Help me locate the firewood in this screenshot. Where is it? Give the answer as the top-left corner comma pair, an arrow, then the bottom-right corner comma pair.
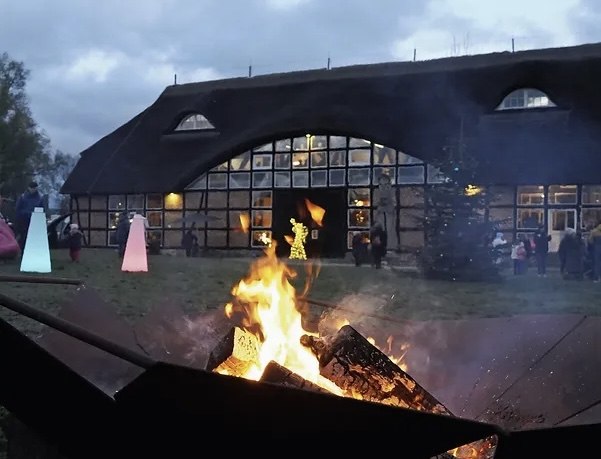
205,327 -> 260,375
302,325 -> 451,415
260,361 -> 331,394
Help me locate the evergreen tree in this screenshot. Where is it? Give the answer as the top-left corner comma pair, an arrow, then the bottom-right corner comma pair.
418,127 -> 499,281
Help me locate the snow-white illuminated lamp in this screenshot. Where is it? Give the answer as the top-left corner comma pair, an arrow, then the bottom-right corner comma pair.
495,88 -> 557,110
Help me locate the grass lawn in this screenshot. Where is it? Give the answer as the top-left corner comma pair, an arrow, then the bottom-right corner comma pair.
1,248 -> 601,337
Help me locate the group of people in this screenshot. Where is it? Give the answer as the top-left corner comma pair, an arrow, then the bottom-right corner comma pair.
492,222 -> 601,281
351,221 -> 388,269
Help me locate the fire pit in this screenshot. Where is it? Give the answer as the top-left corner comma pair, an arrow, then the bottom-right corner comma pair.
0,246 -> 600,458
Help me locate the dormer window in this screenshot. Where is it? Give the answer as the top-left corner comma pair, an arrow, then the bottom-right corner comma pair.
175,113 -> 215,131
496,88 -> 557,111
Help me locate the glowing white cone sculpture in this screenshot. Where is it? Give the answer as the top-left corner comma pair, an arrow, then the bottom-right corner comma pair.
20,207 -> 51,273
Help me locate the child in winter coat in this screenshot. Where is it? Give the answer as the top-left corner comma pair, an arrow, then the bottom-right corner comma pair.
67,223 -> 83,262
511,241 -> 527,275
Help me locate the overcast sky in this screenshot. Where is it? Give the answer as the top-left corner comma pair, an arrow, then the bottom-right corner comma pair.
1,0 -> 599,156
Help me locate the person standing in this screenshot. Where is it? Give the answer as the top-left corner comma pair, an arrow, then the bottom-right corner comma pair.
533,225 -> 551,276
67,223 -> 83,262
115,212 -> 130,258
15,181 -> 44,248
589,221 -> 601,283
181,228 -> 198,257
370,222 -> 387,269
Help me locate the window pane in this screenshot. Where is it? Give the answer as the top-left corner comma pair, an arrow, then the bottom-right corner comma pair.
548,185 -> 577,204
397,166 -> 424,184
252,230 -> 272,247
310,135 -> 327,150
207,210 -> 226,228
253,154 -> 272,170
187,174 -> 206,190
274,171 -> 291,188
517,185 -> 544,205
398,151 -> 423,165
347,231 -> 370,249
108,195 -> 125,210
293,136 -> 309,150
349,149 -> 370,166
274,153 -> 290,169
147,211 -> 162,228
373,146 -> 395,165
275,139 -> 291,151
349,138 -> 370,148
292,152 -> 308,168
164,211 -> 183,228
230,152 -> 251,170
229,191 -> 250,208
517,208 -> 544,229
329,150 -> 346,167
348,168 -> 370,185
329,169 -> 345,186
252,210 -> 272,228
211,162 -> 228,172
229,172 -> 251,189
582,185 -> 601,205
399,187 -> 424,207
146,193 -> 162,209
208,173 -> 228,189
348,188 -> 370,207
252,191 -> 272,208
373,167 -> 395,185
310,170 -> 327,187
310,151 -> 327,168
253,142 -> 273,152
108,212 -> 120,230
582,208 -> 601,229
348,209 -> 370,228
127,194 -> 144,210
207,191 -> 227,208
252,172 -> 272,188
329,136 -> 347,149
164,193 -> 183,210
292,171 -> 309,188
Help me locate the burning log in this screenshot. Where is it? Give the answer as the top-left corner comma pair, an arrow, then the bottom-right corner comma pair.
260,361 -> 331,394
205,327 -> 260,374
302,325 -> 451,415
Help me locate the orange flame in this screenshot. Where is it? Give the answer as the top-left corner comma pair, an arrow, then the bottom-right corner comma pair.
304,198 -> 325,227
284,235 -> 294,246
239,213 -> 250,233
221,242 -> 340,393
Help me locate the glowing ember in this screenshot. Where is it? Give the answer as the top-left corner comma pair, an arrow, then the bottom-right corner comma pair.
221,242 -> 340,393
367,335 -> 409,372
304,198 -> 325,226
239,213 -> 250,233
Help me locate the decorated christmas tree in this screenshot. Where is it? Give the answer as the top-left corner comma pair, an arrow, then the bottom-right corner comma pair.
418,128 -> 499,281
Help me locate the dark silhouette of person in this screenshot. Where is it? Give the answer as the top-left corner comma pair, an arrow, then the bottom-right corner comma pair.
558,228 -> 584,280
351,232 -> 368,267
370,222 -> 387,269
115,212 -> 130,258
15,181 -> 44,248
181,228 -> 198,257
533,225 -> 551,276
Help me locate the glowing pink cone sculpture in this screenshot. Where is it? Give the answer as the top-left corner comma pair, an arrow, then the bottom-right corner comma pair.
121,214 -> 148,272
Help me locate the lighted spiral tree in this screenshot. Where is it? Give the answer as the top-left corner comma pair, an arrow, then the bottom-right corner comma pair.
289,218 -> 308,260
418,128 -> 499,281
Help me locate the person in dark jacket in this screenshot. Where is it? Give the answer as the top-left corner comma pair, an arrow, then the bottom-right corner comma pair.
15,181 -> 44,248
181,228 -> 198,257
370,222 -> 387,269
533,226 -> 551,276
115,212 -> 130,258
351,232 -> 368,267
67,223 -> 83,262
558,228 -> 585,280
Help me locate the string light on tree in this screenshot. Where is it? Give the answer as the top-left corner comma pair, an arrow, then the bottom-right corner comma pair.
289,218 -> 308,260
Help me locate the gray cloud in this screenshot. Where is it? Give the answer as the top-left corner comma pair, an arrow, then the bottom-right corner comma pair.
0,0 -> 594,155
